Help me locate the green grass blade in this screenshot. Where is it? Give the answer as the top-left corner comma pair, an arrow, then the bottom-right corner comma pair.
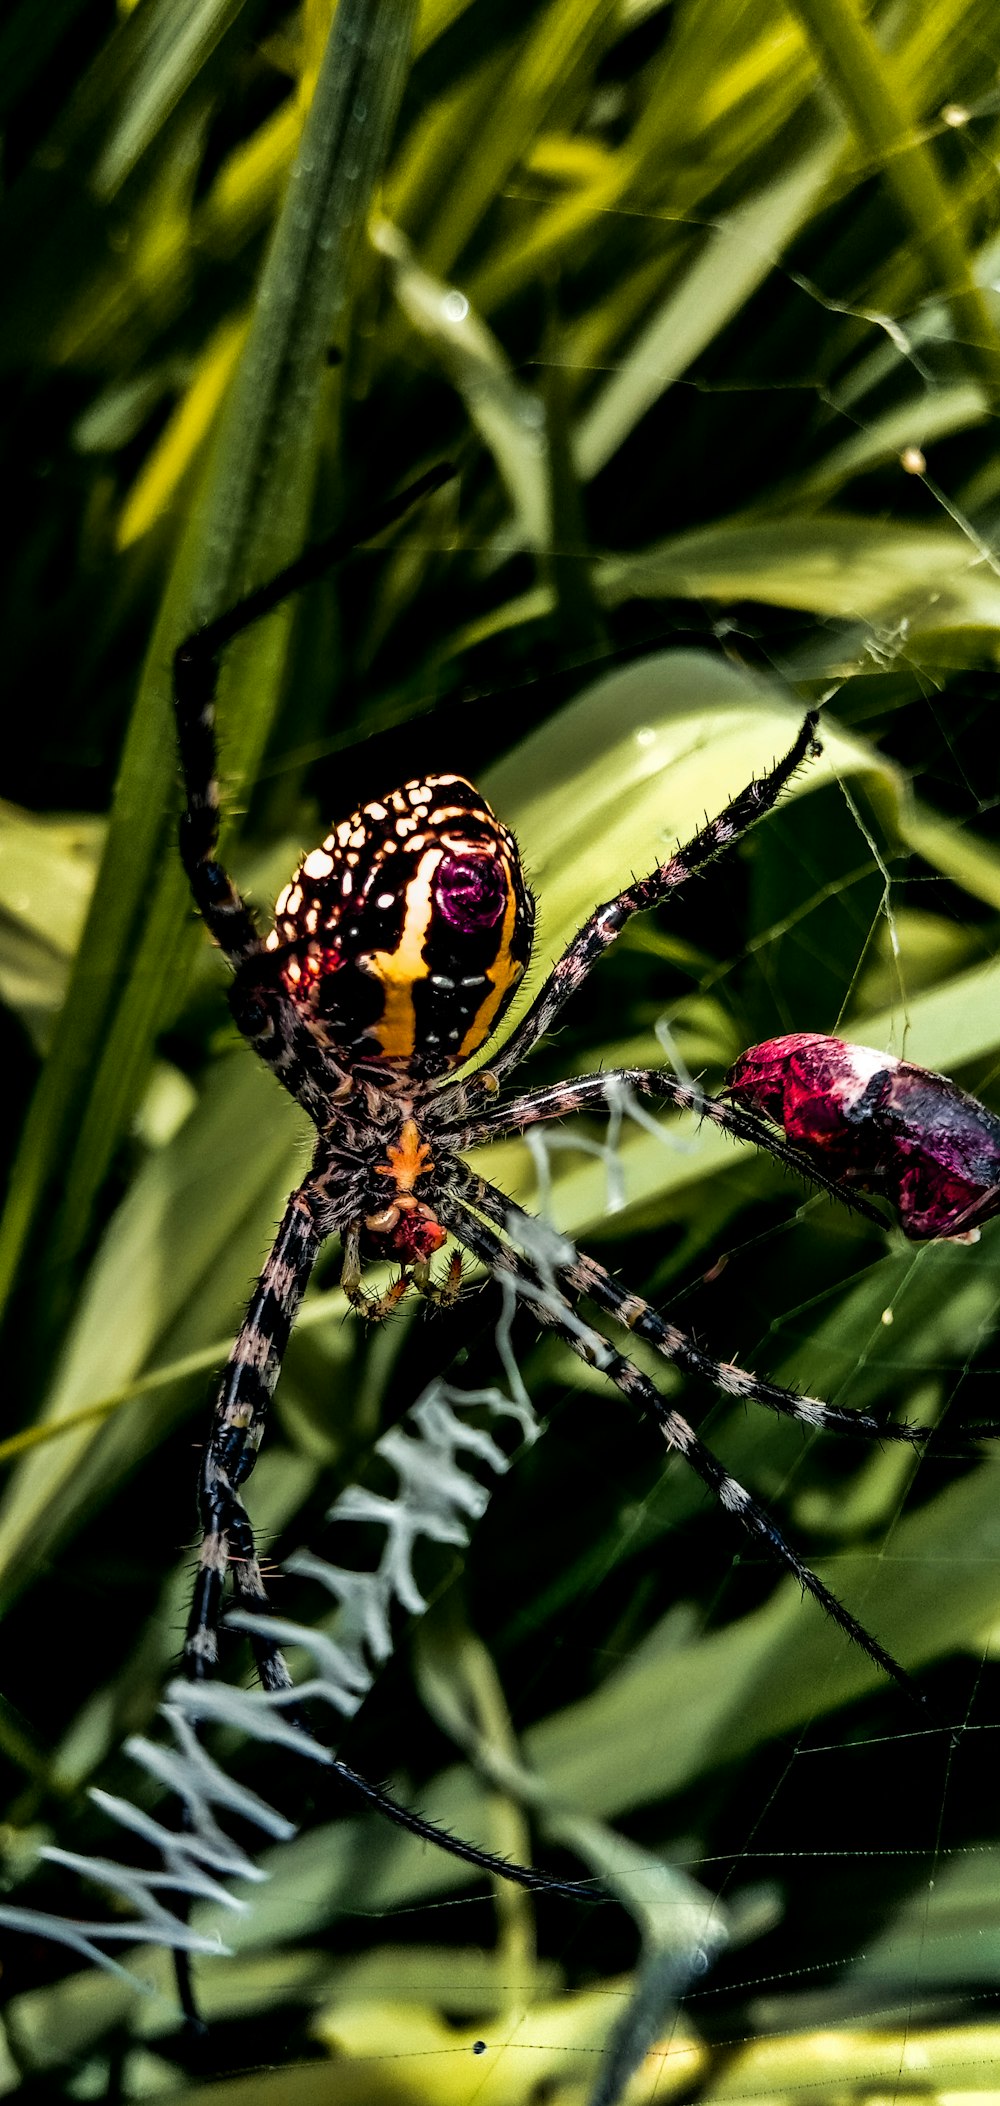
0,0 -> 417,1325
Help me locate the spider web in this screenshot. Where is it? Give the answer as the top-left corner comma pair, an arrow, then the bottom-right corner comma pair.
485,395 -> 1000,2106
2,700 -> 997,2101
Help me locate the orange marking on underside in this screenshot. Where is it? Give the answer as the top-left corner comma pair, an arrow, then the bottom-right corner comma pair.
376,1118 -> 434,1195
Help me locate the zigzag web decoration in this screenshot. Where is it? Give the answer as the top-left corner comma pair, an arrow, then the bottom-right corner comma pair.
522,1026 -> 704,1220
0,1370 -> 539,1985
0,1090 -> 709,1993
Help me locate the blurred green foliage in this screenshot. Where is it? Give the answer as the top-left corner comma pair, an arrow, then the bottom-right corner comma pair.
2,0 -> 1000,2096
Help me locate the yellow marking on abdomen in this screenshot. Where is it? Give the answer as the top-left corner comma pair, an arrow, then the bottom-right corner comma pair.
363,849 -> 441,1058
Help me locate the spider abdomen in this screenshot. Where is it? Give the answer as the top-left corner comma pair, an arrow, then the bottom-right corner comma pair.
263,775 -> 534,1075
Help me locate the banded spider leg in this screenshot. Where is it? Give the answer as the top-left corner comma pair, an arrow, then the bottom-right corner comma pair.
434,1164 -> 928,1707
447,1065 -> 895,1225
478,712 -> 821,1091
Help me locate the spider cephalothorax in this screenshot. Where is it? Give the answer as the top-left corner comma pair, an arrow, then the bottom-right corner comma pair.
171,472 -> 996,1978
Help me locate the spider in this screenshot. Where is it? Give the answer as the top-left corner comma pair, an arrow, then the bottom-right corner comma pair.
171,466 -> 995,1912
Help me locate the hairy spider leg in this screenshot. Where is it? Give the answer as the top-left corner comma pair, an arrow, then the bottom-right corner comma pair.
449,1160 -> 927,1448
484,712 -> 819,1086
443,1067 -> 888,1227
439,1185 -> 927,1709
174,1189 -> 320,2032
184,1189 -> 323,1680
572,1246 -> 925,1444
183,1157 -> 369,1690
